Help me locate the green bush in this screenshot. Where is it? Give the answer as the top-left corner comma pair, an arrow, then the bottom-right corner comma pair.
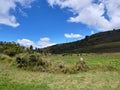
16,53 -> 51,71
15,53 -> 90,74
16,55 -> 29,68
29,54 -> 37,66
4,49 -> 16,57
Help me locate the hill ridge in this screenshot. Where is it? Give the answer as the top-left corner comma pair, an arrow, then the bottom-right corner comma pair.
43,29 -> 120,53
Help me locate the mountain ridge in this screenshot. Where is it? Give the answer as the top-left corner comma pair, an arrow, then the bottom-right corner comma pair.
43,29 -> 120,54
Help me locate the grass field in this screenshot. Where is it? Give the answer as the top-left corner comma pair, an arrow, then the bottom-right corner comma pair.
0,53 -> 120,90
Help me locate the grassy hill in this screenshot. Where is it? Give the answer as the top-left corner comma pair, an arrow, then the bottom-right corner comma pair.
43,29 -> 120,54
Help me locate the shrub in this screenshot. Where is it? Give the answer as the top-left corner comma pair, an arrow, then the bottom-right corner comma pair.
16,53 -> 51,71
16,55 -> 29,68
75,61 -> 89,72
15,53 -> 90,74
29,54 -> 37,66
4,49 -> 16,57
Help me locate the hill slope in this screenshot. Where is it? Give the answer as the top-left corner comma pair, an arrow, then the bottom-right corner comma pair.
43,29 -> 120,53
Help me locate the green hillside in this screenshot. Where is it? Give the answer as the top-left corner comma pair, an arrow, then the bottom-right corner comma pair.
0,42 -> 25,56
43,29 -> 120,54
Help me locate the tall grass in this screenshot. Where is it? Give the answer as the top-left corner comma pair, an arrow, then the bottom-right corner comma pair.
0,54 -> 12,63
48,53 -> 120,71
0,53 -> 120,90
15,53 -> 89,74
0,62 -> 120,90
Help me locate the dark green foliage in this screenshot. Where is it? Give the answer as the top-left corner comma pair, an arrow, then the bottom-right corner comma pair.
26,45 -> 35,54
16,53 -> 51,71
16,54 -> 29,68
4,49 -> 17,57
0,42 -> 25,56
16,53 -> 89,74
29,54 -> 37,66
42,29 -> 120,54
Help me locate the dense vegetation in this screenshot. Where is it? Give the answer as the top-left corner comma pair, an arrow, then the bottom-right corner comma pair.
0,42 -> 89,74
0,42 -> 25,56
15,53 -> 89,74
43,29 -> 120,54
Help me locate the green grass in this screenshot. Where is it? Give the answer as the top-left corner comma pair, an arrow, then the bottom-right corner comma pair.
0,53 -> 120,90
0,78 -> 51,90
49,53 -> 120,69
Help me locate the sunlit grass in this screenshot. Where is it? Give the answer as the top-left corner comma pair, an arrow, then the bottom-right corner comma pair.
0,53 -> 120,90
49,53 -> 120,69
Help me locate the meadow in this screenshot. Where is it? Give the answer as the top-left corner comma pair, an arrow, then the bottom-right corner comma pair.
0,53 -> 120,90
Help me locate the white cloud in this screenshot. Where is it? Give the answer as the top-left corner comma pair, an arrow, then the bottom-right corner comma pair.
40,37 -> 50,41
16,0 -> 35,8
38,37 -> 56,48
64,33 -> 82,38
17,39 -> 36,48
47,0 -> 120,30
0,0 -> 35,27
17,37 -> 56,49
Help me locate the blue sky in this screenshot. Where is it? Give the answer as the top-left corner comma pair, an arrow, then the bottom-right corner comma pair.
0,0 -> 120,48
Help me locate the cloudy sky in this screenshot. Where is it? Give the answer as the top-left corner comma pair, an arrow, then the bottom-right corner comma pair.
0,0 -> 120,48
